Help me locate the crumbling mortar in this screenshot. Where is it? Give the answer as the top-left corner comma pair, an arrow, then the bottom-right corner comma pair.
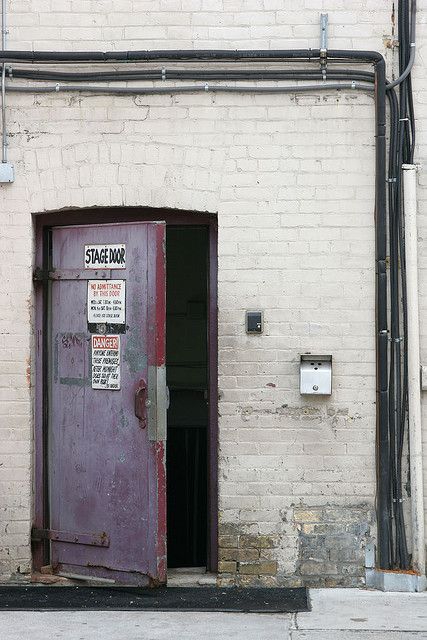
293,503 -> 374,585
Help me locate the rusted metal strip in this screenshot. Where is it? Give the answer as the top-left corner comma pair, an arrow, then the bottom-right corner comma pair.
31,528 -> 110,547
33,268 -> 111,282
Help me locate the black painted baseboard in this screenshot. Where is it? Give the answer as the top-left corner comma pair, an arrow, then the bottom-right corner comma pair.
0,586 -> 309,612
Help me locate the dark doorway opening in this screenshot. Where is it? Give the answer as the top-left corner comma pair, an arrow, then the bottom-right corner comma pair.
166,226 -> 208,569
34,209 -> 218,577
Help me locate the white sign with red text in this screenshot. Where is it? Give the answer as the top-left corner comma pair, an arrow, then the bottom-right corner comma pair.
91,335 -> 121,390
87,280 -> 126,324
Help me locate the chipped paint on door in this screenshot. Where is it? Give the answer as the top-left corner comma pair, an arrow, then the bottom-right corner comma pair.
48,222 -> 166,585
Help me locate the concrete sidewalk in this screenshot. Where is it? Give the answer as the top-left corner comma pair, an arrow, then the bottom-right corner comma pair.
0,589 -> 426,639
295,589 -> 427,638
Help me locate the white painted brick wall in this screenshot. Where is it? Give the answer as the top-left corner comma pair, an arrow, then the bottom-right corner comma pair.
0,0 -> 426,582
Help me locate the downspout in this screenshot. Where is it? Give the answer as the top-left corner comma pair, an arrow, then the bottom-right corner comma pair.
403,163 -> 426,581
374,56 -> 391,570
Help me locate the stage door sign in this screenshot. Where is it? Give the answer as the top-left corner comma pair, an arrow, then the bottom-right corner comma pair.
84,244 -> 126,269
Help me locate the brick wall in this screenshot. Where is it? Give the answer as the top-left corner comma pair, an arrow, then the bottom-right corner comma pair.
0,1 -> 426,585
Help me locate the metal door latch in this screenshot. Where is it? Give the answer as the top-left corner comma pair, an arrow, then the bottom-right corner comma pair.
134,379 -> 147,428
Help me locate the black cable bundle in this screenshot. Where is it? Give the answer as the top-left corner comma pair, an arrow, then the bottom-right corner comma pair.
386,0 -> 416,569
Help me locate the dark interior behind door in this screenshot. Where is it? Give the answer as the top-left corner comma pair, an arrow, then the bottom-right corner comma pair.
166,227 -> 208,568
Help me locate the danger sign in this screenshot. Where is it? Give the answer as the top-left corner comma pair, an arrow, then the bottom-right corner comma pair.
87,280 -> 126,324
91,334 -> 120,390
92,335 -> 119,350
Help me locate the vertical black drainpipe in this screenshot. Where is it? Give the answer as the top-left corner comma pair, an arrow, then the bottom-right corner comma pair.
374,57 -> 391,569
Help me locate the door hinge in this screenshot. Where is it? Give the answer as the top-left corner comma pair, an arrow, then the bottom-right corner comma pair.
33,268 -> 50,282
31,527 -> 110,548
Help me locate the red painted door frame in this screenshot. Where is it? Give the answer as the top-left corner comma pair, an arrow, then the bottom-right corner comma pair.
33,208 -> 218,575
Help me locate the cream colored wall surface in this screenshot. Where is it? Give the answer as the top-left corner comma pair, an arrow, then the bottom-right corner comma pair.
0,0 -> 425,585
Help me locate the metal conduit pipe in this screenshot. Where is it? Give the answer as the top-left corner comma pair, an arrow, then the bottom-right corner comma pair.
7,68 -> 376,83
0,43 -> 391,569
1,0 -> 7,163
389,0 -> 410,568
7,82 -> 374,95
387,0 -> 416,90
372,56 -> 390,570
0,48 -> 382,64
382,0 -> 418,572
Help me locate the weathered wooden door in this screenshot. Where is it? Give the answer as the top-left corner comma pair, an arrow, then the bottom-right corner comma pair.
45,222 -> 166,585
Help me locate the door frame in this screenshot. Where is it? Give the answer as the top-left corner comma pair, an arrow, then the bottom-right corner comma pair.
33,207 -> 219,574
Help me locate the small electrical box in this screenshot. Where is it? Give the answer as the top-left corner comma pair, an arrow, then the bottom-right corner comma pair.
300,355 -> 332,395
0,162 -> 14,183
246,311 -> 263,334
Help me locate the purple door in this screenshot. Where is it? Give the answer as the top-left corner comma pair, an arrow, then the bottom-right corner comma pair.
48,222 -> 166,585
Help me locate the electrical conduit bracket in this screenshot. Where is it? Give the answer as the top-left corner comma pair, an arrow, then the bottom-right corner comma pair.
0,0 -> 14,183
320,13 -> 328,81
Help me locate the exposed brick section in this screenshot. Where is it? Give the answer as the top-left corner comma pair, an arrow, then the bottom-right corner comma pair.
294,505 -> 375,587
217,523 -> 280,586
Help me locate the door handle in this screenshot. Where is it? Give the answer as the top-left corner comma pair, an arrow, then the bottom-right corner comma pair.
135,379 -> 147,428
